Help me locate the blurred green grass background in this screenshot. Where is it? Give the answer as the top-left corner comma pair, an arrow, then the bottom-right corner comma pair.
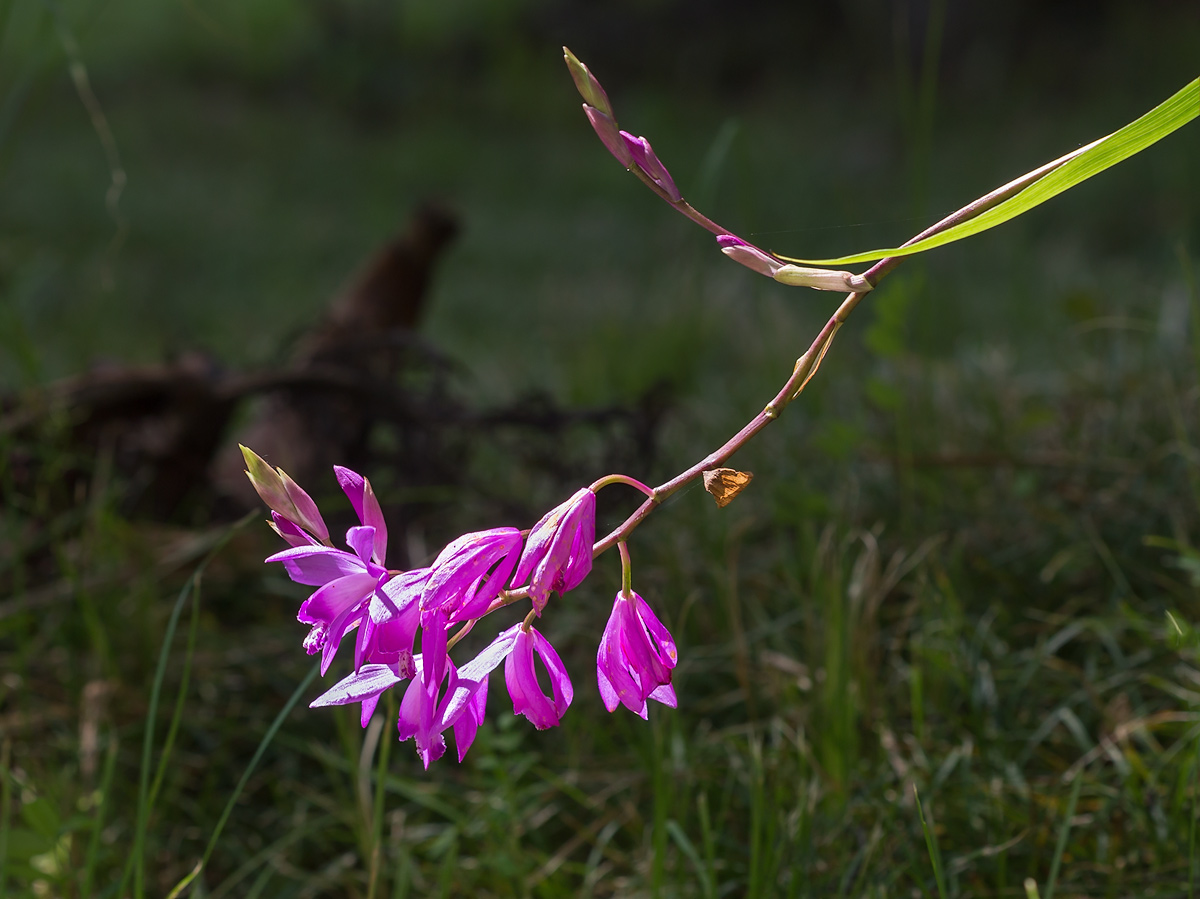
2,0 -> 1200,895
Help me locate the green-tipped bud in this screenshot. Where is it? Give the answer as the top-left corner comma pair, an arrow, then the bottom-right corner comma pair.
241,445 -> 297,518
773,264 -> 874,293
564,47 -> 613,117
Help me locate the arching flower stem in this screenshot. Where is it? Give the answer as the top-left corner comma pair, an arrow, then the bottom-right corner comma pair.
589,474 -> 656,498
618,541 -> 633,599
589,141 -> 1061,558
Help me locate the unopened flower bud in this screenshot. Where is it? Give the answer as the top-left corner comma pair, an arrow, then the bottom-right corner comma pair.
280,469 -> 330,542
621,132 -> 681,202
717,235 -> 784,278
241,445 -> 330,542
241,444 -> 296,518
563,47 -> 615,117
773,264 -> 874,293
584,105 -> 634,167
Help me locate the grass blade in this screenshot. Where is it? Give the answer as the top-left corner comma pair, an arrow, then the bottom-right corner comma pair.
121,515 -> 253,899
0,740 -> 11,897
914,785 -> 948,899
1189,733 -> 1198,899
125,571 -> 198,899
80,732 -> 119,897
167,660 -> 320,898
780,77 -> 1199,266
367,693 -> 396,899
666,819 -> 716,899
147,574 -> 202,813
1044,774 -> 1082,899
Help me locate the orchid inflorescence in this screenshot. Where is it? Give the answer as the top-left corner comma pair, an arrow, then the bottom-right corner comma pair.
243,445 -> 676,768
242,49 -> 1197,768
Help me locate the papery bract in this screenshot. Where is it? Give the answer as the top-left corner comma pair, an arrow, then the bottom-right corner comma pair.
511,488 -> 595,614
596,590 -> 678,719
505,626 -> 573,729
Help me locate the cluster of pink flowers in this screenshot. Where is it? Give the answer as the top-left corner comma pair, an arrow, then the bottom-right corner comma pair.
242,447 -> 678,768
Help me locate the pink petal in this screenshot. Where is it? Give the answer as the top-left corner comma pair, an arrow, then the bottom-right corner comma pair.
512,489 -> 595,610
505,630 -> 558,729
270,511 -> 320,547
335,466 -> 388,564
596,664 -> 621,714
381,567 -> 430,609
310,663 -> 403,708
334,465 -> 367,522
280,470 -> 329,542
424,529 -> 521,621
267,545 -> 366,586
533,629 -> 574,719
346,526 -> 376,564
452,678 -> 489,762
297,573 -> 377,625
360,692 -> 381,727
558,508 -> 595,593
648,682 -> 677,708
354,610 -> 375,671
452,702 -> 481,762
618,597 -> 671,690
600,599 -> 648,714
635,595 -> 678,669
419,612 -> 449,693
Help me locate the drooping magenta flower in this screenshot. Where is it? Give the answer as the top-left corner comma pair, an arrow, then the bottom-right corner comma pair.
397,658 -> 477,768
401,626 -> 520,767
596,590 -> 678,719
264,465 -> 396,675
505,625 -> 574,730
311,624 -> 519,766
511,488 -> 595,614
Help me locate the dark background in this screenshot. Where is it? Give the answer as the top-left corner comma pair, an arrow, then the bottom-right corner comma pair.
2,1 -> 1199,896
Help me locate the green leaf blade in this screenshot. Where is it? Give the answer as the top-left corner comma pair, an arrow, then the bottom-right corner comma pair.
780,76 -> 1199,267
